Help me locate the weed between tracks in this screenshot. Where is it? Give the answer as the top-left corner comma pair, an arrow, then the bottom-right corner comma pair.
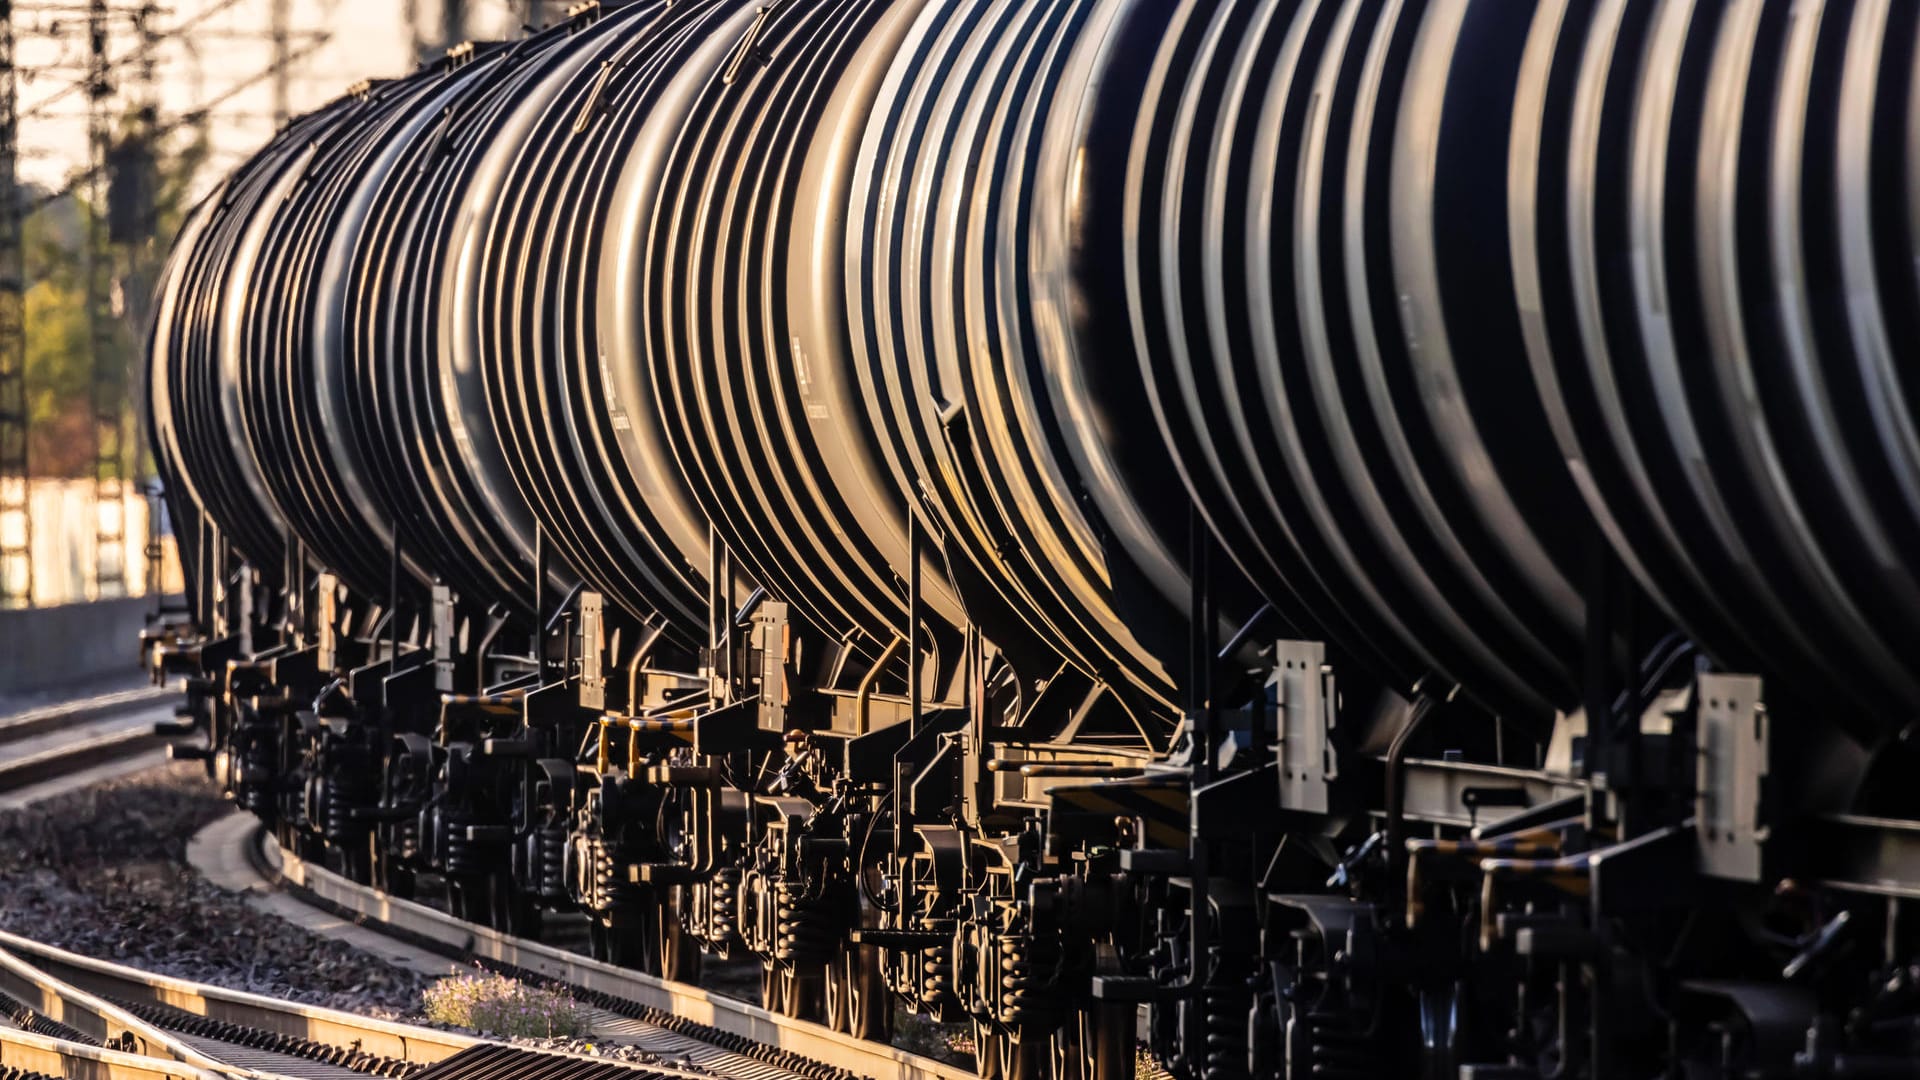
423,970 -> 589,1038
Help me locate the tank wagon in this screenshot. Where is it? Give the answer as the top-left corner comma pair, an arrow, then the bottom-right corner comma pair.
143,1 -> 1920,1076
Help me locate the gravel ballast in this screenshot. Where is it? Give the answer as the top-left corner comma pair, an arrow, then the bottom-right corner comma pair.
0,759 -> 430,1012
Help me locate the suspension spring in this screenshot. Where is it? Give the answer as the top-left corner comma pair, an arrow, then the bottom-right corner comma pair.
534,826 -> 567,900
1296,1009 -> 1382,1080
278,783 -> 306,836
773,883 -> 834,965
590,838 -> 651,918
1202,955 -> 1252,1080
389,815 -> 421,860
304,776 -> 331,842
997,933 -> 1041,1026
234,728 -> 277,814
590,839 -> 616,909
921,942 -> 954,1007
317,768 -> 376,844
707,869 -> 740,942
440,812 -> 490,876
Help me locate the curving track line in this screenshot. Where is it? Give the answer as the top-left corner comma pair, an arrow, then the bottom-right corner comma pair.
0,1025 -> 215,1080
199,814 -> 970,1080
0,926 -> 709,1080
0,686 -> 182,800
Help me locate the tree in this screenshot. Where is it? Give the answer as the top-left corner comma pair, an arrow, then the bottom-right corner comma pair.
20,113 -> 208,479
23,274 -> 93,477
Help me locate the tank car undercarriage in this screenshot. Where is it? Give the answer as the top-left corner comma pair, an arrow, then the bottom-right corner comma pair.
141,537 -> 1920,1080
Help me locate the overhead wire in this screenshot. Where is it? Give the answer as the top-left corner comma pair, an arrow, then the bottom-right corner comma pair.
21,29 -> 334,215
14,0 -> 254,123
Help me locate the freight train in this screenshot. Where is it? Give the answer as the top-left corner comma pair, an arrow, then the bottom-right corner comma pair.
140,0 -> 1920,1076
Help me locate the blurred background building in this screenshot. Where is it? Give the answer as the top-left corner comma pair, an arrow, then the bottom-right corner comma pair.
1,0 -> 548,608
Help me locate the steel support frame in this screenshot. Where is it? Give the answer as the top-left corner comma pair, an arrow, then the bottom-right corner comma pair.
86,0 -> 126,598
0,0 -> 29,608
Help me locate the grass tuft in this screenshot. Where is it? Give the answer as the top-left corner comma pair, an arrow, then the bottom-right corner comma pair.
421,971 -> 589,1038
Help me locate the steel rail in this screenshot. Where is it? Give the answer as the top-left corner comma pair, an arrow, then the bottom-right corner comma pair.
0,680 -> 183,791
0,926 -> 715,1080
0,725 -> 173,793
0,1024 -> 222,1080
0,686 -> 176,745
0,686 -> 182,794
0,928 -> 471,1078
0,938 -> 252,1079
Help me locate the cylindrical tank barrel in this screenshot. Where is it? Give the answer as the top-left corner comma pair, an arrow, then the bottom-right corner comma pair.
149,0 -> 1920,743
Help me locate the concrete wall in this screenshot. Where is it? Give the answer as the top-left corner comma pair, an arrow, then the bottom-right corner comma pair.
0,597 -> 173,694
8,479 -> 184,607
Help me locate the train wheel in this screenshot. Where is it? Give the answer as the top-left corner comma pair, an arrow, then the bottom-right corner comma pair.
340,833 -> 374,885
823,968 -> 847,1033
655,894 -> 701,984
370,830 -> 415,899
1004,1032 -> 1044,1079
489,873 -> 543,939
824,940 -> 891,1040
596,903 -> 669,977
449,877 -> 490,925
969,1018 -> 1002,1080
1049,1005 -> 1134,1080
589,919 -> 651,969
760,961 -> 822,1021
972,1021 -> 1044,1078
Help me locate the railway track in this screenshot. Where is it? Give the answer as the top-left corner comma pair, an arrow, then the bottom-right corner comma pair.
0,727 -> 720,1080
198,814 -> 969,1080
0,686 -> 181,798
0,927 -> 708,1080
0,1023 -> 213,1080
